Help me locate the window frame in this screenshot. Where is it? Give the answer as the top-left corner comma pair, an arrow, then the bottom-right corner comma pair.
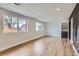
36,21 -> 43,32
3,15 -> 28,33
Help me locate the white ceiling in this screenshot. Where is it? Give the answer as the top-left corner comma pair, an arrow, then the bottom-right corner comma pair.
0,3 -> 76,22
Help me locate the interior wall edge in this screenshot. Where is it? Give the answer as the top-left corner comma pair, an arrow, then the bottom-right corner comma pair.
0,35 -> 46,52
70,41 -> 79,56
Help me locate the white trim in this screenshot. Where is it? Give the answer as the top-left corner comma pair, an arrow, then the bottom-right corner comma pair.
69,18 -> 79,56
70,17 -> 73,43
70,41 -> 79,56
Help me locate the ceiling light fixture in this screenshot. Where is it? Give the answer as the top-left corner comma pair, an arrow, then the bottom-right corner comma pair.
56,8 -> 61,11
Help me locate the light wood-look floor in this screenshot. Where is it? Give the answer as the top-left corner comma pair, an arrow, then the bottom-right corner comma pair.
0,37 -> 74,56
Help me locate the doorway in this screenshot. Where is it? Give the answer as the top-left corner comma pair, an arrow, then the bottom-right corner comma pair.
61,22 -> 69,38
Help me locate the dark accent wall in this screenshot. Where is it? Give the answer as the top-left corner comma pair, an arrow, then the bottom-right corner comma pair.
69,3 -> 79,53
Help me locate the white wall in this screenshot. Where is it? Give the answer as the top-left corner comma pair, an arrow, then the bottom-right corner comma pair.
47,21 -> 61,38
0,9 -> 46,51
70,18 -> 73,43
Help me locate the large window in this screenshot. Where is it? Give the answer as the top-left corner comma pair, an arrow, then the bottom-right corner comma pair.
36,22 -> 43,32
3,15 -> 27,33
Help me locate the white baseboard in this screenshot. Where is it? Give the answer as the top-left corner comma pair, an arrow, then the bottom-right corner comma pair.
70,41 -> 79,56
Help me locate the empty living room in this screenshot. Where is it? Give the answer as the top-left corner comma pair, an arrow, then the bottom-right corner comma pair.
0,1 -> 79,58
